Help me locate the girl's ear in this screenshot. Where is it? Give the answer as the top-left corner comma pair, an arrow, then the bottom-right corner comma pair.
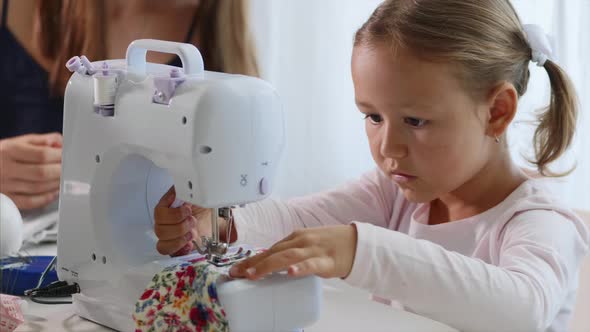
485,82 -> 518,139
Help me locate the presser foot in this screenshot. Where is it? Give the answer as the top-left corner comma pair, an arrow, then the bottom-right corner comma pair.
192,235 -> 229,255
191,206 -> 247,267
204,246 -> 253,267
209,247 -> 253,267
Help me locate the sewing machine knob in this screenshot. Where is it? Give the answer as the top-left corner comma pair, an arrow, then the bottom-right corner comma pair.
258,177 -> 269,195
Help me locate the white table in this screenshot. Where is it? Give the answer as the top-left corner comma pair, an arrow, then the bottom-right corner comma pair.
16,244 -> 457,332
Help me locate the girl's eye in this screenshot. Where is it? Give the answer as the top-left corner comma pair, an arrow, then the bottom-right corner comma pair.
364,114 -> 383,124
404,117 -> 428,128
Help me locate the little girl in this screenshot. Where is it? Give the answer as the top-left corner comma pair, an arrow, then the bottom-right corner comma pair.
154,0 -> 589,331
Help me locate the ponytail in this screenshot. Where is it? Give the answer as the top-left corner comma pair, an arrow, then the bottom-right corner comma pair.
532,60 -> 578,176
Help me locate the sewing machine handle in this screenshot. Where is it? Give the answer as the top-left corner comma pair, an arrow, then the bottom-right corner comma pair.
126,39 -> 205,76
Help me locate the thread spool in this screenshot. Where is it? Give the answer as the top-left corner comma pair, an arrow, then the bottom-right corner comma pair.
93,72 -> 118,116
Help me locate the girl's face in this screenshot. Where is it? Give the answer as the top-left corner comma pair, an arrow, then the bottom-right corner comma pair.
352,44 -> 494,203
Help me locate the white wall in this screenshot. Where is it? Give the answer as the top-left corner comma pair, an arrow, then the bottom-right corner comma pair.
510,0 -> 590,209
250,0 -> 382,199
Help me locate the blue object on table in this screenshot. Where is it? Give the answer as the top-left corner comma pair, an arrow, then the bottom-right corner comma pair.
0,256 -> 58,295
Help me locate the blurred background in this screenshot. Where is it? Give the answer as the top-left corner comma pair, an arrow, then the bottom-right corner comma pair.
249,0 -> 590,210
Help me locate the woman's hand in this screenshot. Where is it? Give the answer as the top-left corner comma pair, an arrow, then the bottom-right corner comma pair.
229,225 -> 358,280
0,133 -> 62,210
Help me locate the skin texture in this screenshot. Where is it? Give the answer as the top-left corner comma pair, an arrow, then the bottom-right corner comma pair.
0,133 -> 62,210
350,45 -> 527,224
154,186 -> 213,256
157,42 -> 528,281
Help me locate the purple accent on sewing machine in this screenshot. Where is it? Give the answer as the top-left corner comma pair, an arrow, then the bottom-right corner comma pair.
80,56 -> 96,75
101,62 -> 110,76
152,68 -> 186,105
259,177 -> 269,195
170,68 -> 182,78
96,106 -> 115,117
66,56 -> 83,73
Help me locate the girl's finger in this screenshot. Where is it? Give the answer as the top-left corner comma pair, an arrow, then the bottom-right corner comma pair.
232,247 -> 312,279
288,257 -> 332,278
172,242 -> 194,257
189,204 -> 210,217
156,186 -> 176,208
229,229 -> 313,277
154,204 -> 192,225
156,231 -> 194,255
230,236 -> 302,274
154,216 -> 196,240
172,228 -> 200,256
273,230 -> 299,244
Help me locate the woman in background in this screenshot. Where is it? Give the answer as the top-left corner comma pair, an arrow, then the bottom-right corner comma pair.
0,0 -> 258,210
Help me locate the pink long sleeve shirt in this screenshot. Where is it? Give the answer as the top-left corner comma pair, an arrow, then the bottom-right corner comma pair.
232,168 -> 589,332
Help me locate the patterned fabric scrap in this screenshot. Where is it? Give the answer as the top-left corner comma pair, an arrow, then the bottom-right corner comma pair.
133,256 -> 229,332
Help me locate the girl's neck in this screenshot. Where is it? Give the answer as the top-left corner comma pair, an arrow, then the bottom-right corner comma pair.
429,152 -> 529,225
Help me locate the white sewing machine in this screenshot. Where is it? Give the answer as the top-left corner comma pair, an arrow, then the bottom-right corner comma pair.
57,39 -> 321,331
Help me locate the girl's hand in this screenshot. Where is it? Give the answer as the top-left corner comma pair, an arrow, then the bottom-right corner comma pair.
0,133 -> 63,210
153,186 -> 236,256
229,225 -> 358,280
154,186 -> 214,256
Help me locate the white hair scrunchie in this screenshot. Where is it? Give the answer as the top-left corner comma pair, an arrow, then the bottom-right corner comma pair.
523,24 -> 554,67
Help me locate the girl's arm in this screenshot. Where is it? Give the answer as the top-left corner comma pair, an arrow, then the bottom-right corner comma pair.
232,168 -> 400,247
345,210 -> 589,332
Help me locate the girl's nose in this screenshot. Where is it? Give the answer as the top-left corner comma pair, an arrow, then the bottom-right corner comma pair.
380,126 -> 408,159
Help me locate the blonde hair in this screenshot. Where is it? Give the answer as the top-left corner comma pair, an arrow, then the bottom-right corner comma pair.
354,0 -> 578,176
36,0 -> 259,94
193,0 -> 259,77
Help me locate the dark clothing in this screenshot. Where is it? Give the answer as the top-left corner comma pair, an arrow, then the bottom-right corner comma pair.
0,0 -> 196,139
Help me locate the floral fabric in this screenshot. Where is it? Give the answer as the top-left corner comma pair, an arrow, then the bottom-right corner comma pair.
133,255 -> 229,332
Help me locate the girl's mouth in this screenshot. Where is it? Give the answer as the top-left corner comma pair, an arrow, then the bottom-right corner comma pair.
390,171 -> 417,183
